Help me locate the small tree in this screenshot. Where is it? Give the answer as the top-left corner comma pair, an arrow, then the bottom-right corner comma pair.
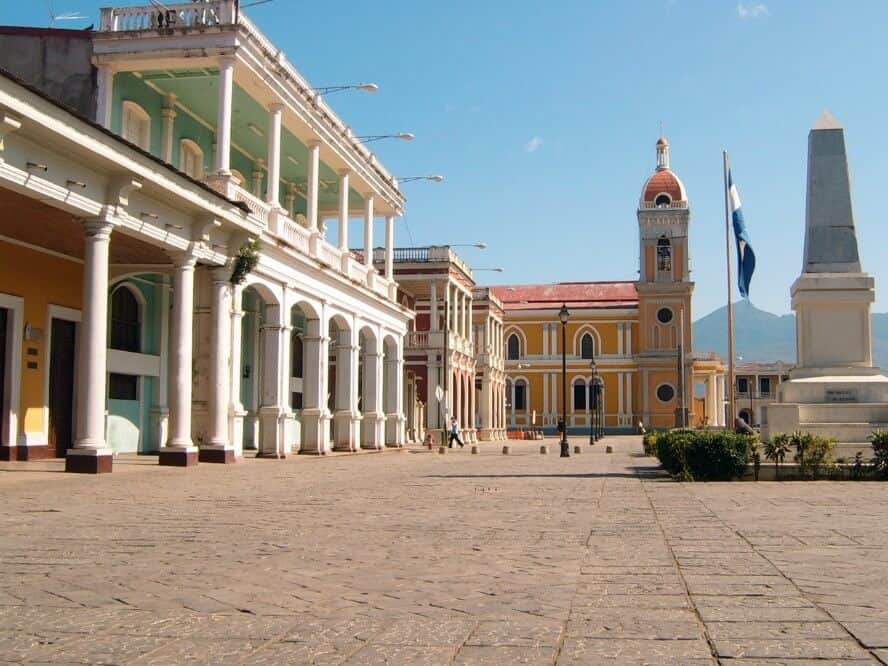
764,434 -> 791,480
751,441 -> 762,481
870,429 -> 888,479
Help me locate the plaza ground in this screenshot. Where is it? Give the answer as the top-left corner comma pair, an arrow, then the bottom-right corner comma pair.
1,436 -> 887,664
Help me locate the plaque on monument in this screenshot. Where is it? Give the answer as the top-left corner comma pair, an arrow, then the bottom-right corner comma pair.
825,388 -> 857,403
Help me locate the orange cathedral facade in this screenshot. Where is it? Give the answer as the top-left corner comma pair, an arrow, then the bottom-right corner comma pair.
491,137 -> 727,432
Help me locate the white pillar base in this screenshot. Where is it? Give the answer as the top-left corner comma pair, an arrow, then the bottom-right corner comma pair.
65,447 -> 113,474
258,406 -> 285,458
300,408 -> 331,455
361,412 -> 386,450
333,410 -> 361,451
159,445 -> 199,467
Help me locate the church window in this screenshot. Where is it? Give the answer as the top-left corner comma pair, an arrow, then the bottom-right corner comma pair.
573,381 -> 587,410
656,383 -> 675,403
507,334 -> 520,360
514,379 -> 527,410
656,307 -> 673,324
122,101 -> 151,151
110,286 -> 140,353
657,237 -> 672,274
580,333 -> 594,359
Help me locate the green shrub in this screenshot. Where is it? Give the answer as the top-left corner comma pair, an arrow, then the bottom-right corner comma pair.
791,431 -> 835,480
764,433 -> 792,480
683,431 -> 755,481
654,430 -> 753,481
656,429 -> 696,477
870,429 -> 888,479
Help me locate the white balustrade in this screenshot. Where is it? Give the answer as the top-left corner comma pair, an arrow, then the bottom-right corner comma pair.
100,1 -> 235,31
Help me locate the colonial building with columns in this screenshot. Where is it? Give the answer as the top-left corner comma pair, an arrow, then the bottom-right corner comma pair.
0,3 -> 413,472
388,246 -> 506,444
491,137 -> 726,432
472,287 -> 507,440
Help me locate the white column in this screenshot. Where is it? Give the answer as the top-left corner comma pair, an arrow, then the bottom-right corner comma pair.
229,284 -> 245,455
469,372 -> 476,437
429,281 -> 438,332
300,316 -> 330,454
361,343 -> 385,450
251,159 -> 264,198
543,323 -> 549,356
150,275 -> 170,452
66,220 -> 114,473
266,104 -> 283,207
215,57 -> 235,174
285,183 -> 297,218
626,371 -> 633,425
363,195 -> 375,267
258,304 -> 283,458
384,215 -> 395,281
617,322 -> 624,356
385,342 -> 405,447
306,140 -> 321,233
333,328 -> 360,451
160,93 -> 177,164
338,170 -> 350,251
626,322 -> 632,355
162,253 -> 199,466
617,372 -> 624,425
96,65 -> 114,129
201,267 -> 235,462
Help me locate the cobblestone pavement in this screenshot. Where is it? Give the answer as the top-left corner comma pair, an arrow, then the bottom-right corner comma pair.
1,436 -> 888,664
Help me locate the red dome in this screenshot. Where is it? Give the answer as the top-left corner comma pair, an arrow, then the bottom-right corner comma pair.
641,169 -> 685,204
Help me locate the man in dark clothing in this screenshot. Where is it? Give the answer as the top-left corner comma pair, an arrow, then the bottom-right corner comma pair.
448,417 -> 464,448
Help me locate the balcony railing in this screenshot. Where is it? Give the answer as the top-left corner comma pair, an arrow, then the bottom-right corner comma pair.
388,246 -> 473,277
639,200 -> 689,210
405,330 -> 473,356
735,391 -> 776,400
100,1 -> 236,31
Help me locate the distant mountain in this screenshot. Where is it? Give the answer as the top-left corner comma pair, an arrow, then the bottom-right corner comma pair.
692,300 -> 888,369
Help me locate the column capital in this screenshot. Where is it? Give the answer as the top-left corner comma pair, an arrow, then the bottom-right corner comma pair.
306,138 -> 322,149
268,102 -> 285,113
217,55 -> 237,69
81,218 -> 116,239
168,250 -> 199,269
338,168 -> 351,178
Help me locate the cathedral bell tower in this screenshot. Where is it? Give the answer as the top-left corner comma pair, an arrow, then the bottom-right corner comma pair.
636,136 -> 695,427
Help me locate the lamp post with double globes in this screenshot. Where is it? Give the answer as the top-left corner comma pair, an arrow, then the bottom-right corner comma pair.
558,303 -> 570,458
594,375 -> 604,441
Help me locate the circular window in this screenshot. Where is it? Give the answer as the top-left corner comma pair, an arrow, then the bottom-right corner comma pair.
656,307 -> 673,324
656,384 -> 675,403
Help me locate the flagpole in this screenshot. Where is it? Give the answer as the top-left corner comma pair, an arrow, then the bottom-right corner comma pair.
723,150 -> 735,430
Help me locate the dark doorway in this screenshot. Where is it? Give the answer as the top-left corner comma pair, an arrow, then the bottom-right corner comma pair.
48,319 -> 76,458
0,308 -> 7,443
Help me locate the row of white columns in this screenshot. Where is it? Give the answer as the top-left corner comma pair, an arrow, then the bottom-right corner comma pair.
66,216 -> 405,473
428,281 -> 473,340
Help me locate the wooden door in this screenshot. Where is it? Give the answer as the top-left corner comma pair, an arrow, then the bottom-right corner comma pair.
0,308 -> 6,442
48,319 -> 76,458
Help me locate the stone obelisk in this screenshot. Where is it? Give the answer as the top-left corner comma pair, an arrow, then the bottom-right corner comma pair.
763,112 -> 888,451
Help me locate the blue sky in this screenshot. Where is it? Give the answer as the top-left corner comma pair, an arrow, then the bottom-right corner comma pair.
6,1 -> 888,317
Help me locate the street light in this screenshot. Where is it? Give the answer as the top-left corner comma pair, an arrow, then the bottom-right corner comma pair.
397,175 -> 445,184
312,83 -> 379,95
594,375 -> 604,441
472,267 -> 504,273
356,133 -> 415,143
452,242 -> 487,250
589,360 -> 597,445
558,303 -> 570,458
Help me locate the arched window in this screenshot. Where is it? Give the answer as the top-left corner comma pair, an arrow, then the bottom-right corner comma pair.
573,380 -> 587,411
505,378 -> 513,409
179,139 -> 204,180
121,101 -> 151,151
655,193 -> 671,207
110,287 -> 140,352
507,334 -> 520,360
514,379 -> 527,411
580,333 -> 594,359
657,236 -> 672,274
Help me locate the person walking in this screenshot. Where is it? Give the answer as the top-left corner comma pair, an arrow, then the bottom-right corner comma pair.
448,417 -> 464,448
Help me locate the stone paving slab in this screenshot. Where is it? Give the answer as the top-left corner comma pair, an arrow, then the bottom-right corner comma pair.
1,435 -> 888,664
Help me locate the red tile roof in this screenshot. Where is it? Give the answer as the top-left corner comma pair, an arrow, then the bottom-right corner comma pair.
642,170 -> 684,203
490,282 -> 638,311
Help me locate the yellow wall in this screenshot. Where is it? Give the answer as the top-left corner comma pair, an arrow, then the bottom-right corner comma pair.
0,241 -> 82,439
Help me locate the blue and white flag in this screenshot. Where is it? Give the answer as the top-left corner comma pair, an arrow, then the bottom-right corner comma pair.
728,170 -> 756,298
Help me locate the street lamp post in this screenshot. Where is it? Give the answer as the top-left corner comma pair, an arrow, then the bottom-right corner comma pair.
312,83 -> 379,95
589,361 -> 596,445
595,376 -> 604,441
558,304 -> 570,458
356,133 -> 415,143
397,175 -> 445,184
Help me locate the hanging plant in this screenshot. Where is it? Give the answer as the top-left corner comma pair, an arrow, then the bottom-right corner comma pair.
230,238 -> 260,285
